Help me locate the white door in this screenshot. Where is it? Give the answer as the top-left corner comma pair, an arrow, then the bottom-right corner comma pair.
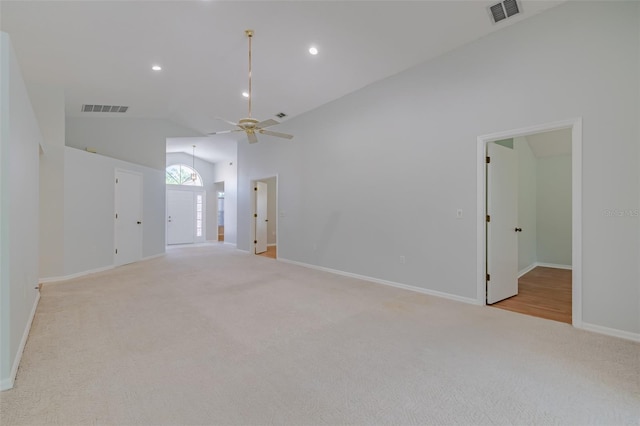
486,143 -> 519,304
167,190 -> 194,245
115,170 -> 143,266
255,182 -> 268,254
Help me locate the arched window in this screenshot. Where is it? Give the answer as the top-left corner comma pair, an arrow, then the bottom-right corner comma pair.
166,164 -> 203,186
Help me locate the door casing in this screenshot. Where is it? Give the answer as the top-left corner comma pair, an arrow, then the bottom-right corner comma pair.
476,118 -> 582,327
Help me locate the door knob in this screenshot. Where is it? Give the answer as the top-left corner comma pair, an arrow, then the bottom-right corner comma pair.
515,227 -> 522,232
137,221 -> 142,224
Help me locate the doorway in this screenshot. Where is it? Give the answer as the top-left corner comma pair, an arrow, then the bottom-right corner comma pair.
251,176 -> 278,259
477,119 -> 582,326
215,182 -> 225,242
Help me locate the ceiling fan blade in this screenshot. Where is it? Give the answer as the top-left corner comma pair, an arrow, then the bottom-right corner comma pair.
247,132 -> 258,144
257,119 -> 279,128
208,129 -> 243,135
214,116 -> 239,127
259,129 -> 294,140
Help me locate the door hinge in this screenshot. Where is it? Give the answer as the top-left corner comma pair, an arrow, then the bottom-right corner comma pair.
486,214 -> 491,222
115,213 -> 118,219
254,213 -> 257,218
116,178 -> 119,183
254,240 -> 257,244
486,273 -> 490,281
115,248 -> 118,254
486,156 -> 491,164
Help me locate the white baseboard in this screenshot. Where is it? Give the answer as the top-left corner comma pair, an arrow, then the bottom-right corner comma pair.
39,265 -> 116,284
518,263 -> 537,278
142,253 -> 165,261
223,242 -> 237,248
1,292 -> 40,391
580,322 -> 640,343
536,262 -> 572,270
518,262 -> 572,278
278,258 -> 479,306
267,243 -> 277,247
40,253 -> 165,284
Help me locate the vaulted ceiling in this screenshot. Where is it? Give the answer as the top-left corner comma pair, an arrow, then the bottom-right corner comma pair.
1,1 -> 564,130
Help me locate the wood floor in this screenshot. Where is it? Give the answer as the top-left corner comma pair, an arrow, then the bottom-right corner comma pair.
257,245 -> 277,259
491,267 -> 572,324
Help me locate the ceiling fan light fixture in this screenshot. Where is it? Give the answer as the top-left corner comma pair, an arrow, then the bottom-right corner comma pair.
208,29 -> 294,143
309,46 -> 318,55
151,65 -> 162,71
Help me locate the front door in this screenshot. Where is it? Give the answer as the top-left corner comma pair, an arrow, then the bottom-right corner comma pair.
486,142 -> 518,304
167,190 -> 194,245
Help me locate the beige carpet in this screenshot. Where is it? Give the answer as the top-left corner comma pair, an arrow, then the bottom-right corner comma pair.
1,244 -> 638,425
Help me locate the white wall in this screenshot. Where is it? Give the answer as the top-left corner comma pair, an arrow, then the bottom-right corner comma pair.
237,2 -> 640,334
166,152 -> 218,241
63,147 -> 164,277
66,117 -> 201,170
0,33 -> 41,390
28,85 -> 66,279
515,137 -> 537,273
537,155 -> 572,266
212,160 -> 238,246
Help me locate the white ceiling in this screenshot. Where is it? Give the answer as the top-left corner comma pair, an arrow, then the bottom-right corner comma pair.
1,0 -> 563,162
166,136 -> 237,164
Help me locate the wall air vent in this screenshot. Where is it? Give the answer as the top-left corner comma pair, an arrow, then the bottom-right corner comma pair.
82,105 -> 129,113
275,112 -> 287,119
489,0 -> 520,24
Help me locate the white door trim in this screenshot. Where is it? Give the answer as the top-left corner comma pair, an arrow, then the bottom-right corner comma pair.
476,118 -> 583,327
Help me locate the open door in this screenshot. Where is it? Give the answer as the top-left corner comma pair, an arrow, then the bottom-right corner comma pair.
254,181 -> 268,254
486,142 -> 519,304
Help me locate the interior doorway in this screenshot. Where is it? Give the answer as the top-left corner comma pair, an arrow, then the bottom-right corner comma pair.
214,182 -> 225,242
477,119 -> 582,327
251,176 -> 278,259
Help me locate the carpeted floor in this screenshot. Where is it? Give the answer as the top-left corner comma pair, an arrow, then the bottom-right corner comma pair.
1,244 -> 638,425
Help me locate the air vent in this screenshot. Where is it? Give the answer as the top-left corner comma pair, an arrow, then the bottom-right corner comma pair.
275,112 -> 287,119
489,0 -> 520,24
82,104 -> 129,113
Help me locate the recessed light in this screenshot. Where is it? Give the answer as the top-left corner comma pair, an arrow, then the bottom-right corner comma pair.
152,65 -> 162,71
242,92 -> 250,98
309,46 -> 318,55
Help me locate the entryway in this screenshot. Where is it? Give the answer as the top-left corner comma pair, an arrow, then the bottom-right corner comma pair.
477,119 -> 582,326
251,176 -> 277,258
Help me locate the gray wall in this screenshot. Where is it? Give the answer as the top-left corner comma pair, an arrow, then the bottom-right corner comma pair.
0,33 -> 41,390
29,85 -> 66,279
63,147 -> 165,276
237,2 -> 640,334
537,155 -> 572,266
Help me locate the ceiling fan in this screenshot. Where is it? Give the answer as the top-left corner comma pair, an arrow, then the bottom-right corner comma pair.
208,30 -> 294,144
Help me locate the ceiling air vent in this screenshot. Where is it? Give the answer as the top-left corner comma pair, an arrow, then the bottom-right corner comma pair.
82,104 -> 129,113
275,112 -> 287,119
489,0 -> 520,24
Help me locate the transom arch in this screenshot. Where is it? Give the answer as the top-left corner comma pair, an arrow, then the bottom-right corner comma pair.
166,164 -> 203,186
